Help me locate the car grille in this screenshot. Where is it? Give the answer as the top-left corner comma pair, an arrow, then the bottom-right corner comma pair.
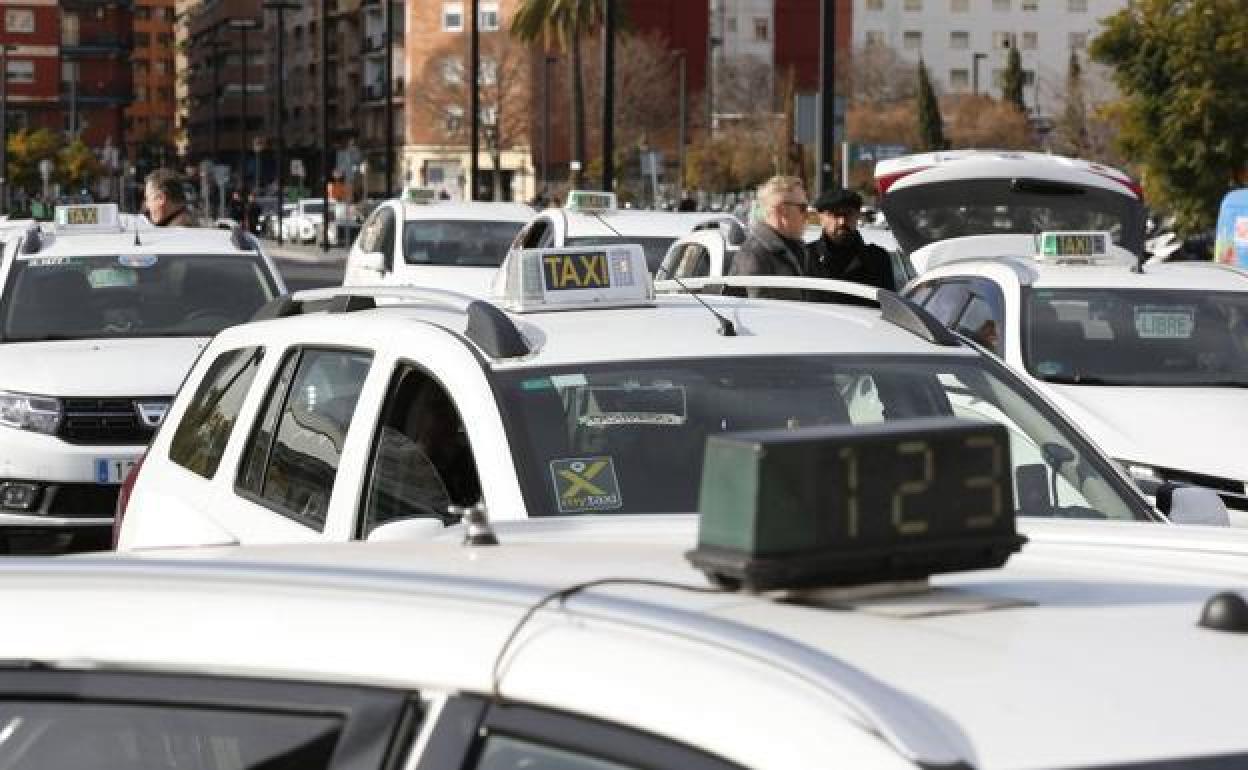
58,397 -> 170,445
45,483 -> 119,518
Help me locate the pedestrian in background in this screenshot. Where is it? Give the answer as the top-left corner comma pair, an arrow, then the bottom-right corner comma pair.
727,175 -> 810,300
807,188 -> 895,291
144,169 -> 197,227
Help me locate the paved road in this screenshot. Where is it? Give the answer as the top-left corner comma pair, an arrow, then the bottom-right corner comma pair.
264,240 -> 347,292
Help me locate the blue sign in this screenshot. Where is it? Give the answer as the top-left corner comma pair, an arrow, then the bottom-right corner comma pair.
1215,188 -> 1248,268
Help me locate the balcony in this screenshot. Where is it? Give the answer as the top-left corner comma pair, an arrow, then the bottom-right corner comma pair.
361,77 -> 403,106
62,38 -> 132,57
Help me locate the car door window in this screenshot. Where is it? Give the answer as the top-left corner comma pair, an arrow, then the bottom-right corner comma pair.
474,735 -> 641,770
237,348 -> 373,531
955,294 -> 1004,354
360,366 -> 481,536
517,219 -> 549,250
925,282 -> 971,325
675,243 -> 711,278
359,208 -> 386,254
169,346 -> 264,479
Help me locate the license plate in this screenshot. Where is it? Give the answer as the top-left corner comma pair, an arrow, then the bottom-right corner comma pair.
94,458 -> 136,484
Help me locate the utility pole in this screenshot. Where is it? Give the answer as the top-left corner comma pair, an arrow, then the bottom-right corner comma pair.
264,0 -> 298,244
0,44 -> 12,215
229,17 -> 260,201
468,0 -> 479,200
601,0 -> 614,193
676,50 -> 686,194
815,0 -> 837,196
542,55 -> 554,197
383,0 -> 394,198
320,0 -> 330,250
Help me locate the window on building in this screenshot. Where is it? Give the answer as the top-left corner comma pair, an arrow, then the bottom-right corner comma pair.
135,85 -> 149,101
992,68 -> 1004,88
865,29 -> 885,46
950,30 -> 969,49
62,12 -> 78,45
441,56 -> 462,84
1022,0 -> 1038,9
993,30 -> 1016,49
724,16 -> 737,33
445,104 -> 463,134
135,6 -> 151,20
993,0 -> 1009,10
904,0 -> 922,10
866,0 -> 884,9
1022,31 -> 1037,49
1023,69 -> 1035,86
6,60 -> 32,84
5,9 -> 33,33
443,2 -> 464,32
1069,31 -> 1088,48
951,0 -> 969,10
135,31 -> 150,47
1068,0 -> 1087,10
480,56 -> 497,86
752,17 -> 768,41
903,30 -> 922,49
479,1 -> 499,31
950,68 -> 969,90
155,59 -> 171,75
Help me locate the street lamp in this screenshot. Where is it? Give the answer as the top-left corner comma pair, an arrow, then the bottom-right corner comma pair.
228,17 -> 260,203
542,55 -> 555,198
971,52 -> 988,96
263,0 -> 299,244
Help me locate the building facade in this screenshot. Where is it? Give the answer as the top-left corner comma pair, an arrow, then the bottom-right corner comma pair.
0,0 -> 61,141
126,0 -> 177,171
851,0 -> 1127,118
61,0 -> 133,152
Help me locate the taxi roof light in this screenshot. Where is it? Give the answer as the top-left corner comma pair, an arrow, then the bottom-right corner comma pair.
53,203 -> 122,233
493,245 -> 653,313
688,418 -> 1026,593
1035,230 -> 1116,265
564,190 -> 618,212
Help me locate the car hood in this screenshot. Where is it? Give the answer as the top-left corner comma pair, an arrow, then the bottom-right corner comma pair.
1041,382 -> 1248,483
0,337 -> 208,397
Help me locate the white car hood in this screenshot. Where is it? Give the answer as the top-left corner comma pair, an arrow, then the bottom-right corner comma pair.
0,337 -> 208,397
912,234 -> 1136,273
1042,382 -> 1248,482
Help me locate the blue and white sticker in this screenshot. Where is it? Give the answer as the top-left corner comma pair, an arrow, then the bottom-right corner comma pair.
118,254 -> 159,268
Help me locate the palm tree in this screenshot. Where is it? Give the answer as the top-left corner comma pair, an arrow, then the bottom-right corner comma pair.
511,0 -> 605,188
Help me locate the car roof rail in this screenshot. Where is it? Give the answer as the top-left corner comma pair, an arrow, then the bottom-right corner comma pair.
20,223 -> 43,254
878,291 -> 961,347
250,286 -> 533,359
654,276 -> 882,305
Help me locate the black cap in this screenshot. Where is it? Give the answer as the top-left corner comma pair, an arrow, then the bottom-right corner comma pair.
812,188 -> 863,212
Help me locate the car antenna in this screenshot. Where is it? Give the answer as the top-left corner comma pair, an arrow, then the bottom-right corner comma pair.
132,214 -> 142,246
588,210 -> 736,336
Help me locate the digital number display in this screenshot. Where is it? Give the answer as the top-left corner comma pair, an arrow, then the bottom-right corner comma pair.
1042,232 -> 1107,258
541,252 -> 612,291
691,418 -> 1024,590
1134,306 -> 1195,339
65,206 -> 100,225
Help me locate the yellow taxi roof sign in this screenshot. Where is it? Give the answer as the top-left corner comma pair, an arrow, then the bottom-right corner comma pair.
1036,231 -> 1114,264
493,245 -> 653,313
54,203 -> 121,232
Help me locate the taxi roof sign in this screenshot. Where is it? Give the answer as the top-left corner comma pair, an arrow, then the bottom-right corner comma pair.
1037,231 -> 1113,264
493,244 -> 653,313
54,203 -> 121,232
565,190 -> 618,212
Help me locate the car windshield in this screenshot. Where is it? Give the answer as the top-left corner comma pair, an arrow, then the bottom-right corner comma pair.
884,178 -> 1145,256
1,254 -> 278,341
565,236 -> 677,272
403,219 -> 525,267
497,355 -> 1149,521
1023,288 -> 1248,387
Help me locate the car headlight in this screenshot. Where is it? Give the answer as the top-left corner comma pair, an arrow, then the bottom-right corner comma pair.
1120,461 -> 1163,495
0,391 -> 62,435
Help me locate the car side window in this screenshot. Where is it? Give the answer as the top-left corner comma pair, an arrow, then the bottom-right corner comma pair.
168,346 -> 264,479
378,207 -> 397,271
907,282 -> 935,306
237,348 -> 373,531
473,735 -> 641,770
359,208 -> 386,254
675,243 -> 711,278
956,294 -> 1004,354
360,365 -> 481,536
517,219 -> 549,250
925,282 -> 971,326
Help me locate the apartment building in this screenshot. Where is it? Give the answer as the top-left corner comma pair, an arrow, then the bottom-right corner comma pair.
0,0 -> 62,138
126,0 -> 178,169
62,0 -> 133,152
852,0 -> 1126,117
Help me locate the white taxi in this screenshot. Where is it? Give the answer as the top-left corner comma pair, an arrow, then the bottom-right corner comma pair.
0,203 -> 284,553
12,424 -> 1248,770
905,230 -> 1248,516
511,190 -> 743,274
876,149 -> 1147,273
116,239 -> 1214,551
342,198 -> 534,294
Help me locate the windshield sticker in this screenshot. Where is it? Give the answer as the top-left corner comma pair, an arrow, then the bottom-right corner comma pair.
26,256 -> 83,267
1035,361 -> 1063,377
550,373 -> 588,388
577,385 -> 687,427
1134,305 -> 1195,339
87,267 -> 137,288
520,377 -> 553,391
550,456 -> 622,513
118,254 -> 158,268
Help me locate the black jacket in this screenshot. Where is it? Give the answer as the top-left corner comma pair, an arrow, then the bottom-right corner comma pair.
726,222 -> 809,300
806,230 -> 895,292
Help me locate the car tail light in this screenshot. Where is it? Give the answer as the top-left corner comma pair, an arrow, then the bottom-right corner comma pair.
112,451 -> 146,549
874,166 -> 930,196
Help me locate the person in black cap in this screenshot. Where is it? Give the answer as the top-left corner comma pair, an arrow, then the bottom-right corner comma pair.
807,188 -> 895,292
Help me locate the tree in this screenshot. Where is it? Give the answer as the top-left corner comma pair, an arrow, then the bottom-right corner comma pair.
916,59 -> 945,151
1002,44 -> 1025,113
945,95 -> 1033,149
7,129 -> 63,198
1052,48 -> 1092,158
849,43 -> 917,105
1091,0 -> 1248,232
412,32 -> 532,200
59,139 -> 104,192
511,0 -> 605,188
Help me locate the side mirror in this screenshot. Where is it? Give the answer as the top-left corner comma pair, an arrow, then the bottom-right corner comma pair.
354,251 -> 386,273
1158,483 -> 1230,527
365,517 -> 449,542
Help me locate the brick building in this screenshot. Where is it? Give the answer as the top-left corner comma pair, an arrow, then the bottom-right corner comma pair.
62,0 -> 133,151
126,0 -> 177,171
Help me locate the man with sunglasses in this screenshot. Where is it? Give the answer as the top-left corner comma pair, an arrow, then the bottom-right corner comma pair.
727,175 -> 811,300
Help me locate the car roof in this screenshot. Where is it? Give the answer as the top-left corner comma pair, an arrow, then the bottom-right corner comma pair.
928,256 -> 1248,292
18,516 -> 1248,770
236,293 -> 976,369
12,225 -> 263,259
876,149 -> 1140,199
543,208 -> 733,239
398,200 -> 535,222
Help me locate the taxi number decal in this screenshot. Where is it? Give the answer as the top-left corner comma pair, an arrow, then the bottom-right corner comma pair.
542,252 -> 610,291
550,456 -> 622,513
65,206 -> 100,225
